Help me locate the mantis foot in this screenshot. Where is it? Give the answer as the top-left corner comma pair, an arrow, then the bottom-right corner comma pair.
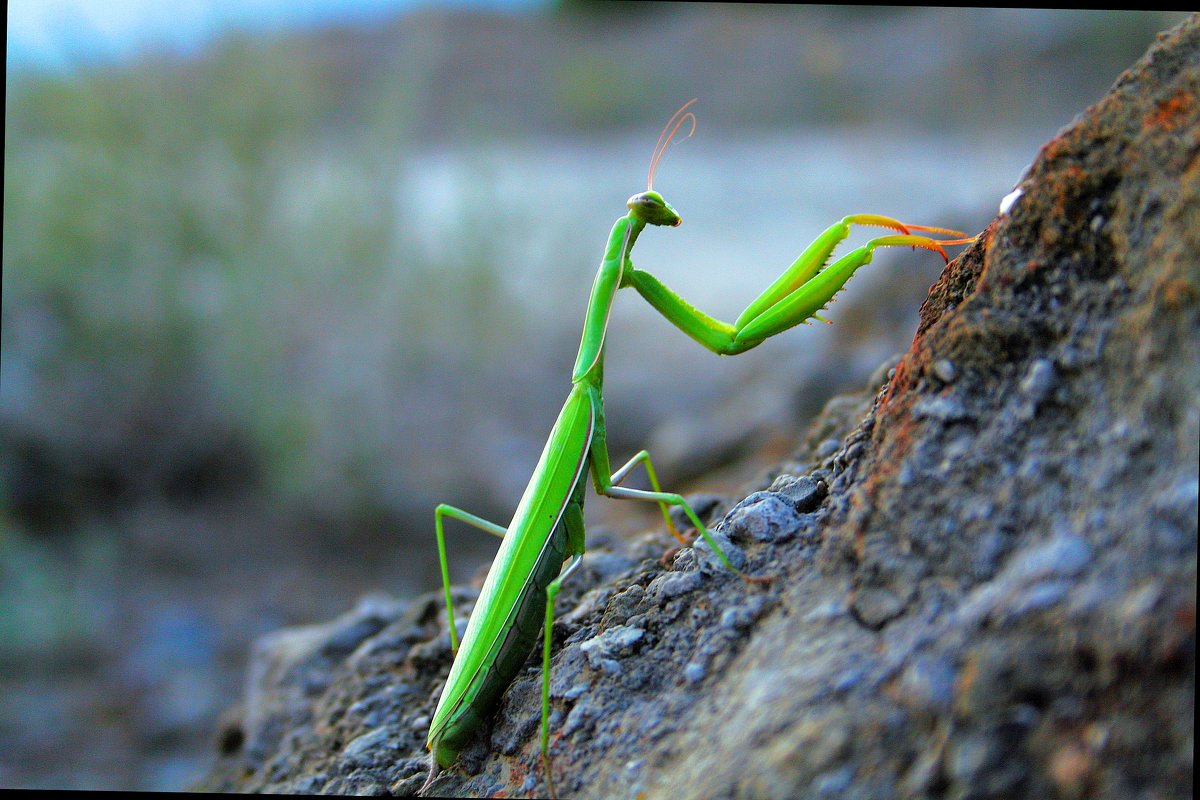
418,758 -> 440,797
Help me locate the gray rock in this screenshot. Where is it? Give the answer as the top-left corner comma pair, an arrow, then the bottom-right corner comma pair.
197,20 -> 1199,800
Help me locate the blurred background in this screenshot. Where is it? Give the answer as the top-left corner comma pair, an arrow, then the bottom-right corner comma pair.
2,2 -> 1189,790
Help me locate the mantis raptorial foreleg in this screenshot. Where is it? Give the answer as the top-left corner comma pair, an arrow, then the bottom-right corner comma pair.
627,216 -> 962,356
434,504 -> 508,651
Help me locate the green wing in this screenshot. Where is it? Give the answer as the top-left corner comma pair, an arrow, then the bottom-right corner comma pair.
428,383 -> 594,741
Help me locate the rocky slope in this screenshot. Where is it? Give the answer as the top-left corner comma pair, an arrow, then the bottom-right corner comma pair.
197,16 -> 1197,799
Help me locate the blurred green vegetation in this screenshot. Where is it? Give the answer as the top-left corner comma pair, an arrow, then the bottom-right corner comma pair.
3,30 -> 514,522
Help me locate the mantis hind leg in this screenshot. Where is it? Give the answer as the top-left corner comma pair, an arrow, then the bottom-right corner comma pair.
433,504 -> 507,651
541,552 -> 584,799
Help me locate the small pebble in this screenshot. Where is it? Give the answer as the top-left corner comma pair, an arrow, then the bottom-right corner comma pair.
933,359 -> 958,383
341,727 -> 394,766
1006,580 -> 1070,618
694,531 -> 747,575
851,586 -> 908,629
812,766 -> 854,796
898,656 -> 957,712
804,600 -> 847,622
579,625 -> 644,667
770,474 -> 826,513
648,571 -> 702,601
999,187 -> 1023,215
816,438 -> 841,458
1009,534 -> 1092,582
598,658 -> 622,676
725,493 -> 802,543
1020,358 -> 1056,402
912,395 -> 971,422
721,595 -> 767,630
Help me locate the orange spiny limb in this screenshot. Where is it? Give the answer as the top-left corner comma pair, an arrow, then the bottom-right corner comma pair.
843,213 -> 913,235
903,223 -> 971,239
843,215 -> 970,242
926,234 -> 978,247
869,234 -> 952,262
648,98 -> 698,191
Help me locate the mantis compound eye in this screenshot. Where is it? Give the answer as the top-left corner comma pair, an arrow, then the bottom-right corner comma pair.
626,192 -> 658,209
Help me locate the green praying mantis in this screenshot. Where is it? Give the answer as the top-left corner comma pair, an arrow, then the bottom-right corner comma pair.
421,100 -> 970,795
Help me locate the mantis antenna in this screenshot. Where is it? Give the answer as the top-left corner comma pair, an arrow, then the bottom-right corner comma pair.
647,98 -> 698,191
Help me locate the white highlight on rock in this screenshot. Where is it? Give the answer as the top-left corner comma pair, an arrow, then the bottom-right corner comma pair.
999,187 -> 1024,215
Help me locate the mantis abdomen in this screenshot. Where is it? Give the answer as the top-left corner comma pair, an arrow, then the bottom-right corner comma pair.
428,389 -> 593,768
431,499 -> 577,762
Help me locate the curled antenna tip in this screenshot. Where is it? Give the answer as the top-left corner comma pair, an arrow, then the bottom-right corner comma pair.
648,99 -> 699,191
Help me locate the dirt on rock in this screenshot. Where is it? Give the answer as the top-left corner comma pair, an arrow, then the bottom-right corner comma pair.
197,16 -> 1197,800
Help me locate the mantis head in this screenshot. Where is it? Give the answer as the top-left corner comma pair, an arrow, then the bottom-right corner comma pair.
627,190 -> 682,227
632,98 -> 696,228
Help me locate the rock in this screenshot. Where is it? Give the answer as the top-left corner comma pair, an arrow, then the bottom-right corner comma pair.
197,17 -> 1198,799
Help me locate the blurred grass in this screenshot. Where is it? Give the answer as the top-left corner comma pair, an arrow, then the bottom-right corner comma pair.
3,30 -> 508,521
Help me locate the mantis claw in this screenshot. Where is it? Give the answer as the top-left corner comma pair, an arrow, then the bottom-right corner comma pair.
664,517 -> 692,546
542,749 -> 558,799
843,213 -> 913,234
867,234 -> 952,262
419,758 -> 440,796
847,218 -> 976,262
904,222 -> 970,238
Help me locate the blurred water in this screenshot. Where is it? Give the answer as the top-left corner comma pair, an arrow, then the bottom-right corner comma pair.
402,128 -> 1010,316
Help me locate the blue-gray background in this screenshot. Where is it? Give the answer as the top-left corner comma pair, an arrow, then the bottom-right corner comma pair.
2,3 -> 1187,789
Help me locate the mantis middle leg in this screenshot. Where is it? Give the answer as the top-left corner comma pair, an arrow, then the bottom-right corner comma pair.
607,448 -> 694,545
584,388 -> 758,579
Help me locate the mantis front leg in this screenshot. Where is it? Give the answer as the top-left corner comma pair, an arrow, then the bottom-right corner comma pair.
626,215 -> 966,355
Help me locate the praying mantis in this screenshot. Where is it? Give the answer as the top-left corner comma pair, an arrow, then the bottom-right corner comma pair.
421,100 -> 969,795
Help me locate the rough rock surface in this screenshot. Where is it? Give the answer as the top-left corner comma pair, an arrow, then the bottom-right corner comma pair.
197,17 -> 1197,799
